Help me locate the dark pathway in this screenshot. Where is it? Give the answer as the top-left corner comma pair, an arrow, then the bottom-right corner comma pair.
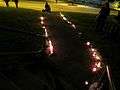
43,13 -> 92,89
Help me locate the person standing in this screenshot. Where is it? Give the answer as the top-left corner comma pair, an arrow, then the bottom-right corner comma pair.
42,2 -> 51,13
95,2 -> 110,33
13,0 -> 19,8
45,2 -> 51,12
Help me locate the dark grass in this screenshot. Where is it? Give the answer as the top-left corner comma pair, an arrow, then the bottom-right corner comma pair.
0,7 -> 57,89
63,12 -> 120,89
0,7 -> 46,69
0,7 -> 43,33
0,7 -> 44,52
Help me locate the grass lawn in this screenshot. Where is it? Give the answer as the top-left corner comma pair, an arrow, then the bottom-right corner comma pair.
0,7 -> 44,64
0,7 -> 52,89
0,1 -> 119,89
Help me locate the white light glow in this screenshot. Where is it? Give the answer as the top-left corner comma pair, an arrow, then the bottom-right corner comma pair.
44,29 -> 47,32
96,62 -> 102,68
41,21 -> 44,24
45,29 -> 48,37
48,40 -> 53,55
95,55 -> 101,60
92,67 -> 97,72
78,32 -> 82,35
60,12 -> 64,17
63,17 -> 67,21
42,26 -> 46,29
86,42 -> 90,46
68,21 -> 72,24
85,81 -> 89,85
40,17 -> 44,20
72,24 -> 76,29
91,48 -> 96,52
92,52 -> 96,57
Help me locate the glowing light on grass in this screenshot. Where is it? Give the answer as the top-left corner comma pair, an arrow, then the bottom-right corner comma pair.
95,55 -> 101,60
60,12 -> 77,30
42,26 -> 46,29
92,52 -> 96,57
44,29 -> 48,37
86,41 -> 90,46
40,16 -> 44,20
39,16 -> 54,56
60,13 -> 67,21
85,81 -> 89,85
68,21 -> 72,24
63,17 -> 67,21
71,24 -> 76,29
48,40 -> 54,55
60,12 -> 64,17
95,62 -> 102,68
91,48 -> 96,52
90,48 -> 101,60
41,21 -> 44,24
44,28 -> 47,32
92,67 -> 97,72
86,41 -> 104,72
78,32 -> 82,35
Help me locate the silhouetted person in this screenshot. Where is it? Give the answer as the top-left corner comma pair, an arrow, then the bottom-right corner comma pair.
13,0 -> 18,8
42,2 -> 51,13
4,0 -> 10,7
95,2 -> 110,32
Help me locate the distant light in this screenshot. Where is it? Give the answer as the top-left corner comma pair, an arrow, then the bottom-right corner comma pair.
42,26 -> 46,29
45,29 -> 47,32
91,48 -> 95,52
44,29 -> 48,37
78,32 -> 82,35
85,81 -> 89,85
68,21 -> 72,24
72,24 -> 76,29
95,55 -> 101,60
40,17 -> 44,20
63,17 -> 67,21
86,42 -> 90,46
92,52 -> 96,57
41,21 -> 44,24
95,62 -> 102,68
45,31 -> 48,37
92,67 -> 97,72
48,40 -> 53,55
60,12 -> 64,17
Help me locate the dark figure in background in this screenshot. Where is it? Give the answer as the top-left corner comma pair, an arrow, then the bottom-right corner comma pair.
4,0 -> 10,7
42,2 -> 51,13
13,0 -> 18,8
95,2 -> 110,32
